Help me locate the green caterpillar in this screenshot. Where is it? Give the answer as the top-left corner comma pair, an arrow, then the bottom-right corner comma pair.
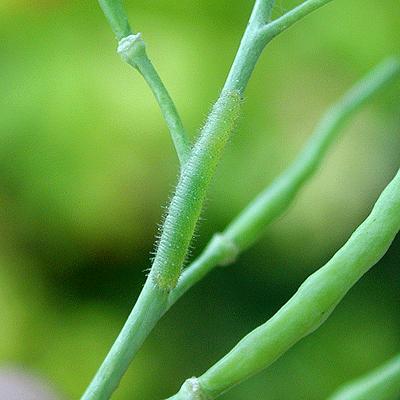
151,89 -> 242,291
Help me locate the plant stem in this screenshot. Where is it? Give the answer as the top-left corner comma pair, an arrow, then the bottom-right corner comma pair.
168,162 -> 400,400
98,0 -> 191,165
262,0 -> 335,39
80,279 -> 169,400
117,34 -> 192,165
326,352 -> 400,400
248,0 -> 276,27
223,0 -> 334,94
221,56 -> 400,252
97,0 -> 133,41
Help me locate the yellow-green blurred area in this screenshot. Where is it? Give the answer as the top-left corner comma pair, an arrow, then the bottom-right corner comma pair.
0,0 -> 400,399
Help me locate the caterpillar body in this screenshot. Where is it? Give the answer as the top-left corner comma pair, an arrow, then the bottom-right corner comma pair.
151,89 -> 242,291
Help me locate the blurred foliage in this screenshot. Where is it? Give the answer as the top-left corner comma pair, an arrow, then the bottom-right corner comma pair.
0,0 -> 399,399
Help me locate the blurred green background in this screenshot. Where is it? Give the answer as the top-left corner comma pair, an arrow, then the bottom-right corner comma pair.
0,0 -> 400,399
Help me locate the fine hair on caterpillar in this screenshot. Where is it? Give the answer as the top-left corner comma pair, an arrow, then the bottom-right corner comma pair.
150,89 -> 242,291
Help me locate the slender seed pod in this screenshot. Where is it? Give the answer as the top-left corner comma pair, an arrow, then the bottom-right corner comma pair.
151,89 -> 242,291
195,166 -> 400,399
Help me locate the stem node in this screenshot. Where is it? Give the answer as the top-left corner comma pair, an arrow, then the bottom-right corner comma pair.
170,377 -> 211,400
117,33 -> 146,68
209,234 -> 239,266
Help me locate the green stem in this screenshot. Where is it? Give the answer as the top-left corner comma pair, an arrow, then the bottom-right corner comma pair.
248,0 -> 276,27
167,233 -> 240,307
168,164 -> 400,400
97,0 -> 133,41
326,352 -> 400,400
261,0 -> 335,39
117,35 -> 192,165
80,279 -> 169,400
222,56 -> 400,252
98,0 -> 191,165
223,0 -> 334,94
